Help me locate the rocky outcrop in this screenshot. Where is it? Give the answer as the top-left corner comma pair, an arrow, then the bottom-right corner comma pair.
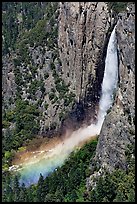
2,53 -> 17,110
58,2 -> 114,125
2,3 -> 135,194
3,2 -> 114,135
94,3 -> 135,172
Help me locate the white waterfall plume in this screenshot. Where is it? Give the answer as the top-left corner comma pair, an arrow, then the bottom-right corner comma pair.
10,25 -> 118,186
96,25 -> 118,130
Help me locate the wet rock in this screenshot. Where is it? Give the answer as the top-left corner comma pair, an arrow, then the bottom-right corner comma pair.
94,3 -> 135,173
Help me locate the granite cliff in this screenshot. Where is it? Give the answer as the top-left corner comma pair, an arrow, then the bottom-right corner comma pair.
3,1 -> 134,167
95,2 -> 135,171
87,2 -> 135,188
2,2 -> 135,202
2,2 -> 114,137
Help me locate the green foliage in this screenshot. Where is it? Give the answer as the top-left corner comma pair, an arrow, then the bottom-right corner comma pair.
15,100 -> 40,133
5,110 -> 16,122
44,72 -> 49,79
15,88 -> 22,100
39,81 -> 45,94
2,3 -> 64,201
28,79 -> 45,96
51,62 -> 56,70
75,183 -> 87,202
17,146 -> 26,152
107,2 -> 128,14
23,73 -> 32,83
52,68 -> 75,105
51,87 -> 56,93
89,172 -> 117,202
37,99 -> 43,106
88,167 -> 135,202
14,66 -> 24,87
2,139 -> 97,202
2,2 -> 49,55
36,174 -> 45,202
2,138 -> 135,202
55,77 -> 69,100
54,75 -> 62,85
49,92 -> 56,101
44,103 -> 49,110
3,99 -> 40,151
39,139 -> 97,202
2,163 -> 9,172
88,142 -> 135,202
12,175 -> 20,202
64,92 -> 75,107
2,108 -> 16,144
29,65 -> 37,77
4,151 -> 13,162
2,172 -> 14,202
15,2 -> 58,54
18,183 -> 28,202
16,42 -> 31,64
2,129 -> 14,153
59,111 -> 66,121
3,2 -> 134,203
49,88 -> 58,104
8,97 -> 14,105
113,171 -> 135,202
13,58 -> 21,67
2,120 -> 10,128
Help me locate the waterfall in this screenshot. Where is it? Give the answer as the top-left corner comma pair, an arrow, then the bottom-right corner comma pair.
96,25 -> 118,131
10,26 -> 118,187
98,25 -> 118,123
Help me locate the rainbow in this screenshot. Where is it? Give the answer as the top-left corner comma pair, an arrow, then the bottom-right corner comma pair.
12,126 -> 99,186
10,25 -> 118,187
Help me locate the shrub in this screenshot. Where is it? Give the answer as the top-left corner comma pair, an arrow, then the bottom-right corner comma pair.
53,70 -> 58,78
51,62 -> 56,70
45,103 -> 49,110
29,65 -> 37,77
39,81 -> 45,94
2,120 -> 10,128
28,81 -> 37,95
4,150 -> 14,162
17,146 -> 26,152
44,72 -> 49,79
64,98 -> 71,107
49,92 -> 56,101
24,73 -> 32,83
54,76 -> 62,85
5,110 -> 16,122
37,99 -> 43,106
8,97 -> 14,105
107,2 -> 127,14
59,111 -> 65,121
13,58 -> 21,67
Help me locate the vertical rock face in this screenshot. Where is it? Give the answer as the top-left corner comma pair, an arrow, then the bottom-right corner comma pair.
95,3 -> 135,171
2,54 -> 16,110
58,2 -> 112,122
3,2 -> 113,135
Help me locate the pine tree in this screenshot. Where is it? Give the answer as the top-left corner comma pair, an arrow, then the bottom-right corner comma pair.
36,173 -> 45,202
2,175 -> 13,202
12,175 -> 20,202
19,183 -> 28,202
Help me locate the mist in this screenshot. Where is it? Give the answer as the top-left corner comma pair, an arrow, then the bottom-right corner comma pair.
10,26 -> 118,187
